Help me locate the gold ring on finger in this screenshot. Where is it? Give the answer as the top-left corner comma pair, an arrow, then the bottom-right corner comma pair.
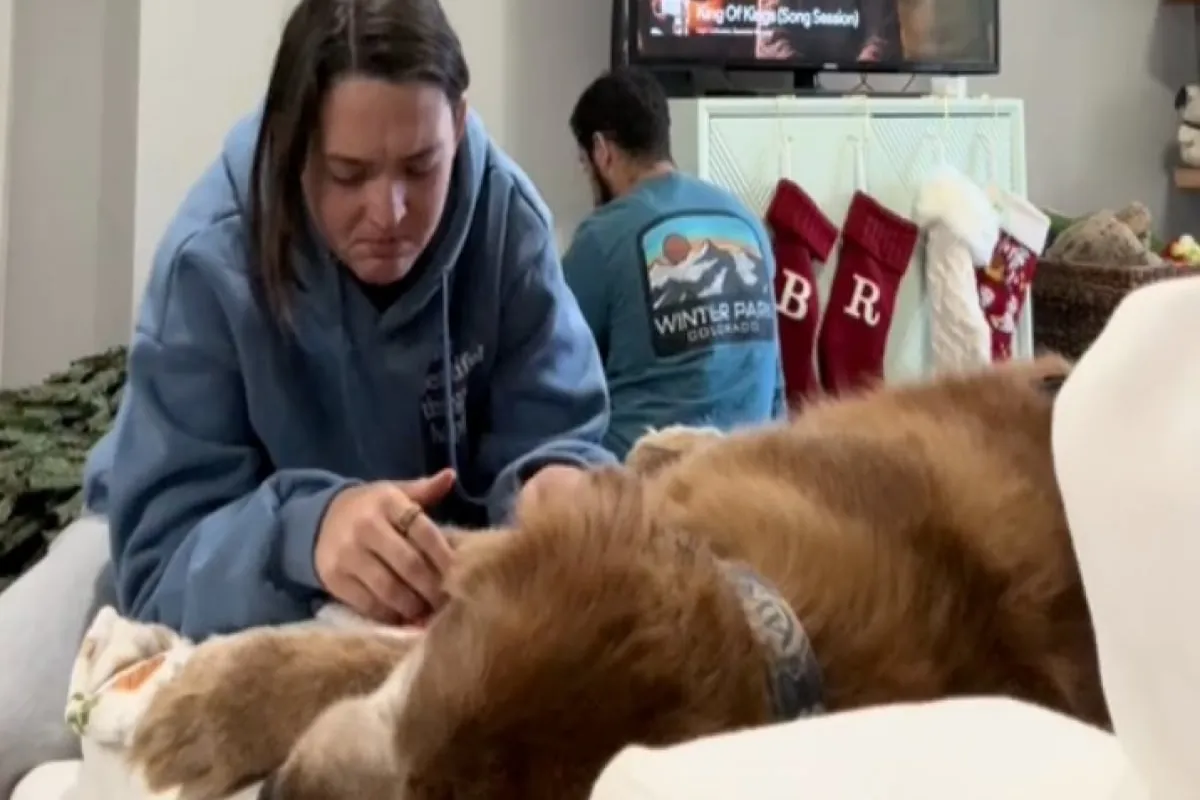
395,505 -> 421,537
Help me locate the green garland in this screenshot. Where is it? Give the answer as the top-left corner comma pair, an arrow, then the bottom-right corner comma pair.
0,347 -> 126,591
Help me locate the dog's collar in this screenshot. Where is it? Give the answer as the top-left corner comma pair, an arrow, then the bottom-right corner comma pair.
721,562 -> 824,720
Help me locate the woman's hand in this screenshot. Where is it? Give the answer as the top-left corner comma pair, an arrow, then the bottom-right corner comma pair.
315,470 -> 457,623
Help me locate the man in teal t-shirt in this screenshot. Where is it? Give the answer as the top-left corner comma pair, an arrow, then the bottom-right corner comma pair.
564,67 -> 785,458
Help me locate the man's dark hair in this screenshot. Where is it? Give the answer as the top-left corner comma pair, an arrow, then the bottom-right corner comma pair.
569,67 -> 671,165
250,0 -> 469,322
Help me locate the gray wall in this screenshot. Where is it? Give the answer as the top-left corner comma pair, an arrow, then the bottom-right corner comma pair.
980,0 -> 1200,234
1,0 -> 1196,387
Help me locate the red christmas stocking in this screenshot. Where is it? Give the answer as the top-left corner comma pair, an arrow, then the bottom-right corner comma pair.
817,191 -> 919,395
767,179 -> 839,405
977,192 -> 1050,360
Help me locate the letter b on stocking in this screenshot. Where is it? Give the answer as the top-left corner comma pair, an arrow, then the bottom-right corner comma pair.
776,269 -> 814,321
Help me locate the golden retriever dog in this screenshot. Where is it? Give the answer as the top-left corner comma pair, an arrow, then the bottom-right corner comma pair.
126,356 -> 1106,799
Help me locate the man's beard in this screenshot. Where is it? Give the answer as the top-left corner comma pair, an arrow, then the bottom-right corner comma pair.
587,161 -> 616,207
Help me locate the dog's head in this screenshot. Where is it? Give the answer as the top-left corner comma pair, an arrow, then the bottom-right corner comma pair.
261,468 -> 771,800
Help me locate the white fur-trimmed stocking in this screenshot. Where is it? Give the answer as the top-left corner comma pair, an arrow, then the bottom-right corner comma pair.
979,192 -> 1050,360
914,167 -> 998,375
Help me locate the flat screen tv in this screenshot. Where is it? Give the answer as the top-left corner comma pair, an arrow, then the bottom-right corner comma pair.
615,0 -> 999,85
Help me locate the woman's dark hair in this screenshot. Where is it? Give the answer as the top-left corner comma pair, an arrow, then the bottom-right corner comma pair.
250,0 -> 469,322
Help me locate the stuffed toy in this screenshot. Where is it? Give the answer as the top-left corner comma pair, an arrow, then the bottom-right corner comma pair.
1175,84 -> 1200,168
1043,203 -> 1163,267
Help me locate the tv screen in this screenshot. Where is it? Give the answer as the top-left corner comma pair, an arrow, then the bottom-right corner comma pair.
627,0 -> 998,74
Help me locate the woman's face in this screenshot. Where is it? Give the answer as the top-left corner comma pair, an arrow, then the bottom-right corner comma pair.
304,77 -> 465,285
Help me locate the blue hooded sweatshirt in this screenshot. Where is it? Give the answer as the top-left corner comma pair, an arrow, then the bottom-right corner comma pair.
82,111 -> 616,639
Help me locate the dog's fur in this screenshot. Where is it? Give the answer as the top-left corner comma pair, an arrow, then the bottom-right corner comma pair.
127,356 -> 1107,799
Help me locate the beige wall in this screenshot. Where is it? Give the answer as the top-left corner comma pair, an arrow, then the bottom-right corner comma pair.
0,0 -> 12,381
0,0 -> 137,388
130,0 -> 297,323
0,0 -> 1195,387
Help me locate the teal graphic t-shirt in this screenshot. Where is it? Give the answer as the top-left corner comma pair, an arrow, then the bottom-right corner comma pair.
563,172 -> 784,458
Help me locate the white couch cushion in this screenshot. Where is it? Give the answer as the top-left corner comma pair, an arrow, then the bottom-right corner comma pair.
590,698 -> 1134,799
12,761 -> 81,800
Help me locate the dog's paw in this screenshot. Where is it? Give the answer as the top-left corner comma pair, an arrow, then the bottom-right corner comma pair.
627,425 -> 724,475
127,631 -> 301,797
128,627 -> 412,797
129,683 -> 249,797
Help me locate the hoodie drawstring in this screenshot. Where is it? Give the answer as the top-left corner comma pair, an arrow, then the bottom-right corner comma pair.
334,271 -> 485,509
439,272 -> 487,508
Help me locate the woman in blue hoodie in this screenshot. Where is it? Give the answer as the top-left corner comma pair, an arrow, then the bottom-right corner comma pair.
0,0 -> 614,790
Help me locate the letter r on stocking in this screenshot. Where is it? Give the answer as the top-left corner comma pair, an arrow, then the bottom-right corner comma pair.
843,274 -> 881,327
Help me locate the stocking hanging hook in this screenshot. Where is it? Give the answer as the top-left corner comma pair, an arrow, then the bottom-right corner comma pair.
777,95 -> 792,180
852,135 -> 867,192
981,96 -> 1000,202
937,94 -> 950,163
845,95 -> 869,192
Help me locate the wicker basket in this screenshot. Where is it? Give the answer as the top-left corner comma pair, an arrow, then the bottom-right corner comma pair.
1032,259 -> 1200,359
